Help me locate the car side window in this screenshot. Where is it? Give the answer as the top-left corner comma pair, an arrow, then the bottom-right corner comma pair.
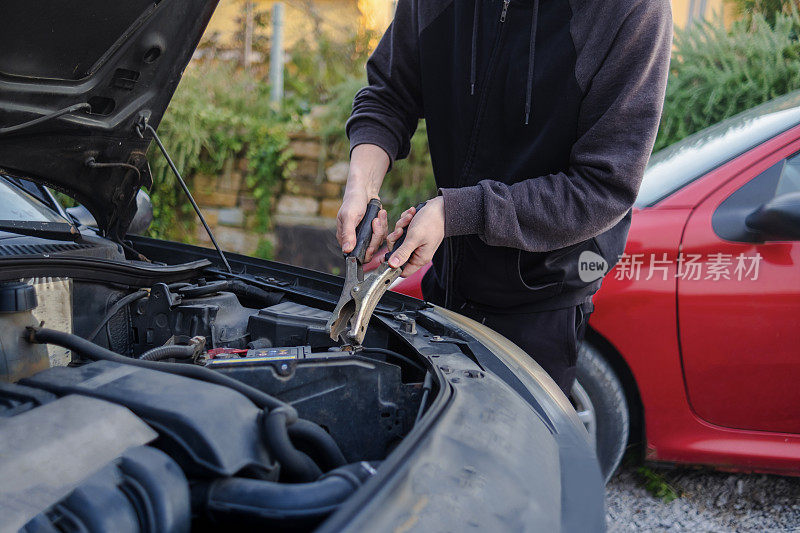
712,149 -> 800,242
0,178 -> 64,223
776,151 -> 800,196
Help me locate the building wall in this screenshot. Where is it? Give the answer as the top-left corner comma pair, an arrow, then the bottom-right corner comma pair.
672,0 -> 736,29
206,0 -> 733,50
205,0 -> 394,48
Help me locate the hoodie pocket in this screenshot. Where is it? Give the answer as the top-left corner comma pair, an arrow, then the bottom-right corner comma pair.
455,238 -> 557,308
510,249 -> 563,300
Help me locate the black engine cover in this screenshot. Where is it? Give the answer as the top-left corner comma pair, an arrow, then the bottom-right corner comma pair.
21,446 -> 190,533
22,361 -> 275,479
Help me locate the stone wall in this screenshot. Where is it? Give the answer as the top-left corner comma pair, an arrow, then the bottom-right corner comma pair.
191,131 -> 348,273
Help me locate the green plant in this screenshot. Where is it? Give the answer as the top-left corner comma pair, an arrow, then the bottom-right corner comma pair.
383,123 -> 436,220
245,124 -> 293,233
146,62 -> 293,241
254,237 -> 275,260
318,76 -> 368,154
725,0 -> 795,26
284,23 -> 377,113
655,9 -> 800,151
318,76 -> 436,219
636,465 -> 681,503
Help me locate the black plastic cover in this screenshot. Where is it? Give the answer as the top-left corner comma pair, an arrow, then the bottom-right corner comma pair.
0,381 -> 55,417
22,361 -> 275,478
21,446 -> 190,533
249,301 -> 338,348
0,394 -> 159,530
0,281 -> 36,313
216,355 -> 421,462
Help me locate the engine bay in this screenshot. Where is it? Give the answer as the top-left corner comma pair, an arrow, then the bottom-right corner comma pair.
0,270 -> 435,531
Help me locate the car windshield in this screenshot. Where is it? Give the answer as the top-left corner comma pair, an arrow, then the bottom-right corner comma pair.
635,90 -> 800,207
0,178 -> 63,222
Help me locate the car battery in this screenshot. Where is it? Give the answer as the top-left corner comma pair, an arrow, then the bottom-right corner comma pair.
205,346 -> 314,369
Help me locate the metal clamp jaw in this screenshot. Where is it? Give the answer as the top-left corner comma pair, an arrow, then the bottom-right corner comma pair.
326,259 -> 402,345
325,200 -> 426,346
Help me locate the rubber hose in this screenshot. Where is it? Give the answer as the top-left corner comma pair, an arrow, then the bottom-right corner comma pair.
30,328 -> 347,483
87,290 -> 148,341
180,280 -> 282,307
138,344 -> 196,361
200,463 -> 373,528
228,280 -> 283,307
28,327 -> 291,414
288,419 -> 347,472
263,409 -> 322,483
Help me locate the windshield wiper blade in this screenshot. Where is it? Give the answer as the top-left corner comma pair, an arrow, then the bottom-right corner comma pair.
0,220 -> 80,241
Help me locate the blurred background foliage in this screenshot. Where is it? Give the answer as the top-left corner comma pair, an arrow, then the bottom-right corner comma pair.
725,0 -> 796,25
657,5 -> 800,150
146,62 -> 290,244
148,0 -> 800,241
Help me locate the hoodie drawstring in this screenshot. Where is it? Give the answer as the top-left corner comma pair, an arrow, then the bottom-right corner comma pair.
525,0 -> 539,125
468,0 -> 540,125
470,0 -> 480,95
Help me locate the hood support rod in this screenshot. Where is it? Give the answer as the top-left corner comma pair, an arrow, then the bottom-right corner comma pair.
137,119 -> 232,273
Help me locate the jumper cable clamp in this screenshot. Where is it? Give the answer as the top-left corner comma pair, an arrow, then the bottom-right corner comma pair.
326,199 -> 425,346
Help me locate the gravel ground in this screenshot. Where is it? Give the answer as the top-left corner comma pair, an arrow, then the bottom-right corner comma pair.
606,463 -> 800,532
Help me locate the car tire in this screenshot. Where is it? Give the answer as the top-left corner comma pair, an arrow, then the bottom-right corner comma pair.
571,341 -> 629,483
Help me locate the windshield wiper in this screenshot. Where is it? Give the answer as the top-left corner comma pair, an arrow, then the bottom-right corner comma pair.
0,220 -> 80,241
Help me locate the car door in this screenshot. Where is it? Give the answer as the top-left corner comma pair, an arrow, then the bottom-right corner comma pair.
678,144 -> 800,434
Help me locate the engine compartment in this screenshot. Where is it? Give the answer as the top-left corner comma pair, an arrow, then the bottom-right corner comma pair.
0,272 -> 434,531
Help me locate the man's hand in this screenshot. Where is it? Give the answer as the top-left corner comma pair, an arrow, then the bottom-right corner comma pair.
337,144 -> 390,262
337,190 -> 387,262
386,196 -> 445,277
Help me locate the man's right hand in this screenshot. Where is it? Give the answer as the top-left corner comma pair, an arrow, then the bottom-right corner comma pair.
337,189 -> 388,262
336,144 -> 391,262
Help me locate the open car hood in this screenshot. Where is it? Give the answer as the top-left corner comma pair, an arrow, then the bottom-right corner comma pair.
0,0 -> 219,240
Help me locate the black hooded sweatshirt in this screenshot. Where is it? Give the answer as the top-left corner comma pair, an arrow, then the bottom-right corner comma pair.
347,0 -> 673,312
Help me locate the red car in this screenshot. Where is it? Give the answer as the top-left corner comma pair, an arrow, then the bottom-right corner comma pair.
392,91 -> 800,480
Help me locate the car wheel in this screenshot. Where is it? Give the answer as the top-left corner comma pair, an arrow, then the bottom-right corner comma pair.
570,341 -> 629,483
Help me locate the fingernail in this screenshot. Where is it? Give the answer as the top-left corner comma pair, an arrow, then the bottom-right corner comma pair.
389,258 -> 399,268
344,241 -> 352,249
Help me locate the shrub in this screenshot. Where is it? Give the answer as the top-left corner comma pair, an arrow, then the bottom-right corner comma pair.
655,9 -> 800,151
384,123 -> 436,220
285,31 -> 377,114
725,0 -> 795,26
146,62 -> 291,246
319,76 -> 436,219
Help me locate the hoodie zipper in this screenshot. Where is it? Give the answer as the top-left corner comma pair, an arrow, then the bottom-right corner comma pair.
445,1 -> 510,309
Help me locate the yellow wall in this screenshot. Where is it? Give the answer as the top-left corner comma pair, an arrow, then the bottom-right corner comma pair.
205,0 -> 733,50
205,0 -> 394,48
357,0 -> 395,32
671,0 -> 736,28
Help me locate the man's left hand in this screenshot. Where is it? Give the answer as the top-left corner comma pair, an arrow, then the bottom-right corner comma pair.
386,196 -> 445,278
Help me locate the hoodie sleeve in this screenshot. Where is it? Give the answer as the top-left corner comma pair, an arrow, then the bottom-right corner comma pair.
346,0 -> 423,166
440,0 -> 673,252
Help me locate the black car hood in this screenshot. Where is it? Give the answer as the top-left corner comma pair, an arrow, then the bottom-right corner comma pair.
0,0 -> 219,240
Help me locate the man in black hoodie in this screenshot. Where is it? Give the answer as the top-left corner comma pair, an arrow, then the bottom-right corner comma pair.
337,0 -> 672,394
